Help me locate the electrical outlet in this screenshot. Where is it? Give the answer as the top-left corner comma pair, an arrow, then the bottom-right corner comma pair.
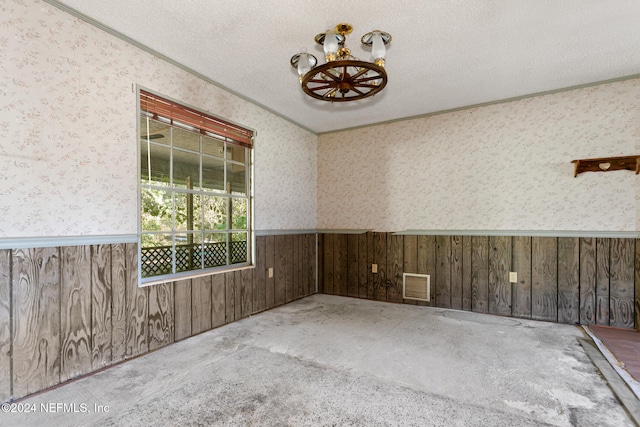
509,272 -> 517,283
372,263 -> 378,273
268,267 -> 273,278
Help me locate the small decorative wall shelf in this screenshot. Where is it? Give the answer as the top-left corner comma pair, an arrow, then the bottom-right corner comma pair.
571,155 -> 640,177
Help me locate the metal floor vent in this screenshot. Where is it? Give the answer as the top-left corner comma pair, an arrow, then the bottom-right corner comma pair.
403,273 -> 430,302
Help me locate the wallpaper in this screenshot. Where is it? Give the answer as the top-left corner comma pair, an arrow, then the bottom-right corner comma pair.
0,0 -> 317,238
318,79 -> 640,232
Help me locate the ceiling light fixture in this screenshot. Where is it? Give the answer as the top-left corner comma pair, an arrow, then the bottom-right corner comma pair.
290,23 -> 391,102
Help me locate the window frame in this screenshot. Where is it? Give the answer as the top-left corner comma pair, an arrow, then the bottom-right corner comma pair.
137,87 -> 255,286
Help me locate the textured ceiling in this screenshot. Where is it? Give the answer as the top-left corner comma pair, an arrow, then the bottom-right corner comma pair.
51,0 -> 640,134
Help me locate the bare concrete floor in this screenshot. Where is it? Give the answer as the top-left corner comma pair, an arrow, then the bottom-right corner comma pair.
4,294 -> 634,426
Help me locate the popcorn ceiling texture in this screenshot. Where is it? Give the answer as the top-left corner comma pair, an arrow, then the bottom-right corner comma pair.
317,79 -> 640,232
0,0 -> 317,237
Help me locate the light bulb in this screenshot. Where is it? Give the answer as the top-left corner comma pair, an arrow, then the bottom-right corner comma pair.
323,32 -> 339,62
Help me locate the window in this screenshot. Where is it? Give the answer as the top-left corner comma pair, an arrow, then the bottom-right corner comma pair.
138,89 -> 254,283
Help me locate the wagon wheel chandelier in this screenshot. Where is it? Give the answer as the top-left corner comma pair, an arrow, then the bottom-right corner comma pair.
290,23 -> 391,102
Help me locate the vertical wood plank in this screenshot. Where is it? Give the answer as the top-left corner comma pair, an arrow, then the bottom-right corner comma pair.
148,282 -> 174,350
110,244 -> 127,363
265,236 -> 275,308
91,245 -> 112,371
294,234 -> 302,300
125,243 -> 147,358
387,234 -> 403,303
334,234 -> 348,297
557,237 -> 579,325
211,274 -> 226,328
462,236 -> 473,311
358,233 -> 368,299
274,235 -> 287,304
60,246 -> 92,382
225,272 -> 236,323
285,235 -> 294,303
635,239 -> 640,331
317,234 -> 324,294
240,269 -> 252,319
12,248 -> 61,398
609,238 -> 634,328
302,234 -> 312,296
451,236 -> 464,310
532,237 -> 558,322
233,271 -> 242,321
596,238 -> 610,326
174,279 -> 192,341
366,232 -> 375,299
253,236 -> 266,313
192,275 -> 212,334
403,235 -> 418,305
323,234 -> 335,295
417,235 -> 436,306
0,250 -> 11,402
471,236 -> 489,313
488,236 -> 511,316
435,235 -> 451,308
347,234 -> 359,297
580,237 -> 597,325
91,245 -> 112,370
512,236 -> 532,319
310,234 -> 317,295
373,233 -> 387,301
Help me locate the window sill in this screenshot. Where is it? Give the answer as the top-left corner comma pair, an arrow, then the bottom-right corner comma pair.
139,263 -> 254,287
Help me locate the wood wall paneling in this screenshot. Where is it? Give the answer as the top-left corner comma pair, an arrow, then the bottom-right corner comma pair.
488,236 -> 512,316
110,244 -> 127,363
531,237 -> 558,322
265,236 -> 275,308
12,248 -> 61,398
125,243 -> 147,358
579,238 -> 597,325
173,279 -> 192,341
596,238 -> 611,326
511,237 -> 532,319
0,250 -> 11,402
636,239 -> 640,331
294,235 -> 301,300
334,234 -> 348,297
305,234 -> 315,296
253,236 -> 266,314
240,269 -> 252,319
192,276 -> 213,335
211,273 -> 226,328
471,236 -> 489,313
366,232 -> 374,299
148,282 -> 174,350
461,236 -> 473,311
284,235 -> 294,303
91,245 -> 112,370
225,272 -> 236,323
403,235 -> 418,305
435,236 -> 451,308
60,246 -> 92,382
387,234 -> 403,303
417,235 -> 436,306
347,234 -> 359,298
275,235 -> 287,304
557,238 -> 579,325
609,239 -> 634,328
451,236 -> 464,310
373,233 -> 387,301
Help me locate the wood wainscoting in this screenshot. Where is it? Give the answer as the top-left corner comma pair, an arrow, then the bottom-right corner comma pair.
0,234 -> 316,402
318,233 -> 639,330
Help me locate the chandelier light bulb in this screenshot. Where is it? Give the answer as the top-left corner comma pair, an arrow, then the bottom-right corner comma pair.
297,50 -> 311,81
371,31 -> 386,66
323,31 -> 339,62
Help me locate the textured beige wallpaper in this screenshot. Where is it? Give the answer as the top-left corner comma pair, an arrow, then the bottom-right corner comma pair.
318,79 -> 640,232
0,0 -> 317,237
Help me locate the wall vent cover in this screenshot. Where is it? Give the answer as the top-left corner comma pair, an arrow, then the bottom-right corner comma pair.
403,273 -> 430,302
